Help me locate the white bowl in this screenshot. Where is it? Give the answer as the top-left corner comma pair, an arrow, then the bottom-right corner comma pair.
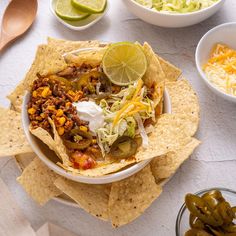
123,0 -> 225,28
195,22 -> 236,103
50,0 -> 109,31
22,82 -> 171,184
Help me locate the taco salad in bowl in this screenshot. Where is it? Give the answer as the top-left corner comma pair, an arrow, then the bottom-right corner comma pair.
23,42 -> 171,180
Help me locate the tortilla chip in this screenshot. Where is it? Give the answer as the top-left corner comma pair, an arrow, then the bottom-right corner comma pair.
142,42 -> 165,106
108,165 -> 162,227
7,45 -> 67,112
30,119 -> 72,167
157,56 -> 182,81
8,83 -> 26,112
135,113 -> 193,162
166,79 -> 200,135
59,159 -> 136,177
0,107 -> 32,157
165,113 -> 199,137
64,47 -> 107,67
49,118 -> 72,166
15,153 -> 35,171
47,37 -> 101,54
17,157 -> 61,205
151,138 -> 200,182
54,177 -> 110,220
30,126 -> 56,151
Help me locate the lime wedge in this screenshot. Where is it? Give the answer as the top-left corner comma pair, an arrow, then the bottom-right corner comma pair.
56,0 -> 89,21
102,42 -> 147,86
71,0 -> 107,13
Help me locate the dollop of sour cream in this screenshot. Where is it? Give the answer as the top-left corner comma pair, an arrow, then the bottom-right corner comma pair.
73,101 -> 104,133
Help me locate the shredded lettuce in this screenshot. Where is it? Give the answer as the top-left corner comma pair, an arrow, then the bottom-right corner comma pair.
97,119 -> 127,155
124,117 -> 136,138
136,0 -> 219,13
136,0 -> 152,8
135,114 -> 149,148
96,81 -> 155,155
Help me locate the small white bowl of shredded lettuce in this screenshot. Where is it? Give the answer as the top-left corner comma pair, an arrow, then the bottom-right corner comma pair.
123,0 -> 225,28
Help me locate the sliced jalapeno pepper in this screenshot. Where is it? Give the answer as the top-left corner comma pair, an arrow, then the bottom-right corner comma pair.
185,190 -> 236,236
206,225 -> 224,236
110,136 -> 138,159
222,223 -> 236,233
232,207 -> 236,218
189,214 -> 205,229
216,201 -> 234,225
185,229 -> 211,236
202,190 -> 225,210
185,194 -> 223,227
64,129 -> 92,150
49,75 -> 72,90
72,71 -> 102,93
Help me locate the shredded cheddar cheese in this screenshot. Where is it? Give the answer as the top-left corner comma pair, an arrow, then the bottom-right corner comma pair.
132,79 -> 143,101
203,44 -> 236,96
112,79 -> 149,127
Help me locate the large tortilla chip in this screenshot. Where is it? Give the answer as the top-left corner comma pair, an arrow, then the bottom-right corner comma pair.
151,138 -> 200,182
157,56 -> 182,81
17,157 -> 61,205
164,113 -> 199,137
166,79 -> 200,135
30,126 -> 56,152
0,107 -> 32,157
142,42 -> 165,87
47,37 -> 101,54
54,177 -> 110,220
7,45 -> 67,112
108,165 -> 162,227
15,153 -> 35,171
135,114 -> 193,162
142,42 -> 165,107
8,82 -> 26,112
59,158 -> 136,177
64,47 -> 107,67
48,118 -> 72,166
30,119 -> 72,167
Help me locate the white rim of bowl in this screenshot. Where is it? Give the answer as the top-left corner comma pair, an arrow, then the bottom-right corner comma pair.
49,0 -> 109,30
128,0 -> 224,16
195,22 -> 236,101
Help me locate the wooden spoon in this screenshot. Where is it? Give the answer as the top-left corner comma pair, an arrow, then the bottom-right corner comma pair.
0,0 -> 38,52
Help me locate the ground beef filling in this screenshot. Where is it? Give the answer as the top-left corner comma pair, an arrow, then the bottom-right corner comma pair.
28,75 -> 102,170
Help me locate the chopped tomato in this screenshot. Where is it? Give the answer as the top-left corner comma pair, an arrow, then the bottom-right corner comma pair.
70,151 -> 96,170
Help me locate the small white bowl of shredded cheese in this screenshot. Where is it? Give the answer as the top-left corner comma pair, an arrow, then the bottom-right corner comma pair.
123,0 -> 225,28
196,22 -> 236,103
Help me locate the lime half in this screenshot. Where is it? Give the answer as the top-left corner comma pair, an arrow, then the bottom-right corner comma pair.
102,42 -> 147,86
56,0 -> 89,21
71,0 -> 107,13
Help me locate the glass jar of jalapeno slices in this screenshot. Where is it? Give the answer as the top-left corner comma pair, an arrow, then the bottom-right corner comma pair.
176,188 -> 236,236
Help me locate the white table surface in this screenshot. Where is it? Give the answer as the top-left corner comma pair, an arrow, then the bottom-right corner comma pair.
0,1 -> 236,235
